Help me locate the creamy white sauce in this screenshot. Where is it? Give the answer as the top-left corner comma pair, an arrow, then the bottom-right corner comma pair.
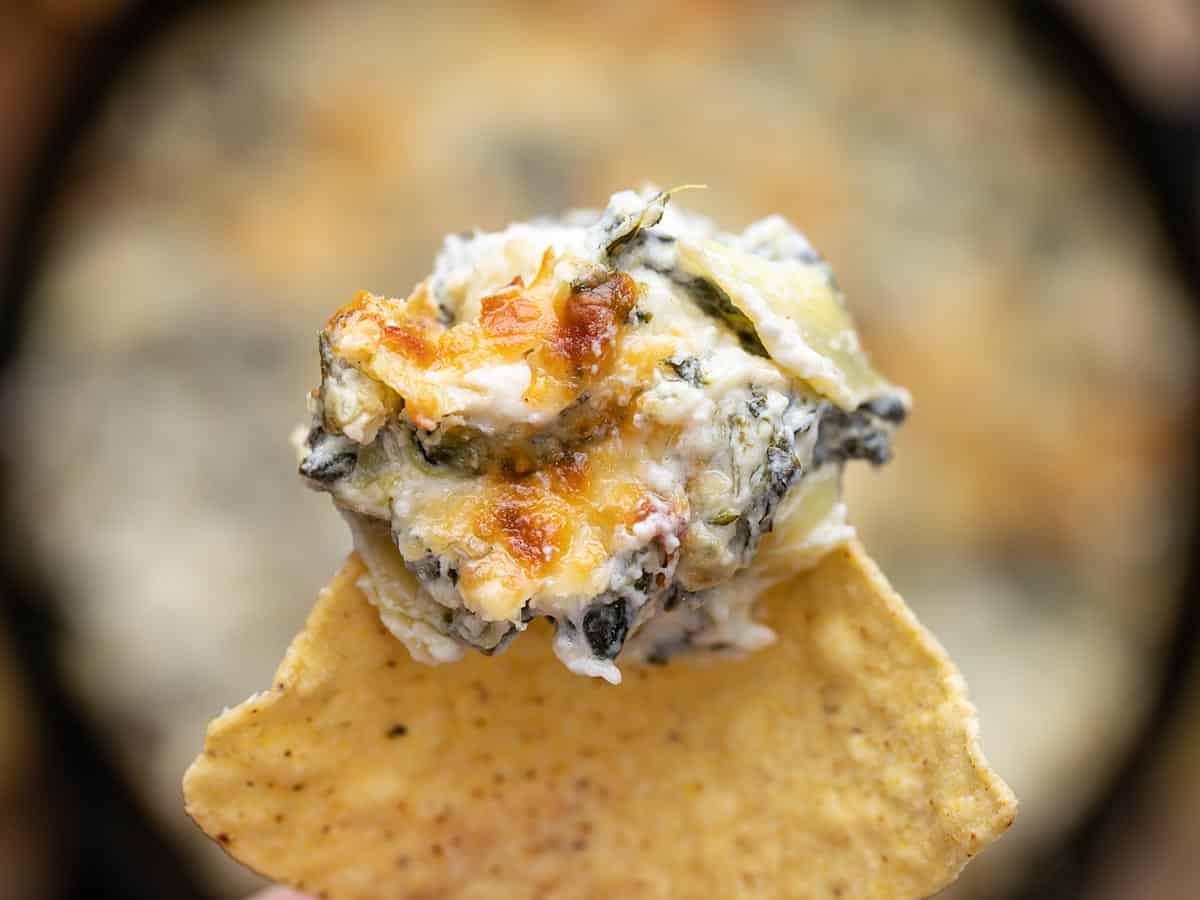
554,627 -> 622,685
458,361 -> 535,428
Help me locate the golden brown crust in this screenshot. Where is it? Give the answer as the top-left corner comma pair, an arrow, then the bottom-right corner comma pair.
549,271 -> 638,370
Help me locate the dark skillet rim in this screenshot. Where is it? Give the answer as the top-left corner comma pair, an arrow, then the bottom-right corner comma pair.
0,6 -> 231,900
1,2 -> 1197,898
1008,1 -> 1200,895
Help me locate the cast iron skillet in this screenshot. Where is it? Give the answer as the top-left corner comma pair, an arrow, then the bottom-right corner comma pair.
1,2 -> 1196,898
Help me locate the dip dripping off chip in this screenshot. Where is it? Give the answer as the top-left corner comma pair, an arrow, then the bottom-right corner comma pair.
184,542 -> 1015,900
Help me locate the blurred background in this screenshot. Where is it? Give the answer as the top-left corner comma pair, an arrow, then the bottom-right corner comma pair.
1,1 -> 1198,898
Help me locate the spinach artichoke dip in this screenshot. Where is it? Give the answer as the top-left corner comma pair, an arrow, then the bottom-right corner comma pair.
296,188 -> 908,683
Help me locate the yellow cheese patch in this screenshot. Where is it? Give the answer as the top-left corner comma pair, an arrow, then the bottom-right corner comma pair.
408,438 -> 686,621
327,252 -> 641,430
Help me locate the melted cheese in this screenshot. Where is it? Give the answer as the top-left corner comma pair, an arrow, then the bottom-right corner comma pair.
391,434 -> 687,621
676,237 -> 905,411
327,252 -> 642,431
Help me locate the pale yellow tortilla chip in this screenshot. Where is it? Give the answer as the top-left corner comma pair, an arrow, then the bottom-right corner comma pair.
184,542 -> 1015,899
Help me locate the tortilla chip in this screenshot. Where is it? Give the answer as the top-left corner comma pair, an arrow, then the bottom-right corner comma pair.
184,542 -> 1014,899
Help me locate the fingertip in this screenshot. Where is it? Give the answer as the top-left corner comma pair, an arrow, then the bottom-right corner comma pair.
246,888 -> 316,900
